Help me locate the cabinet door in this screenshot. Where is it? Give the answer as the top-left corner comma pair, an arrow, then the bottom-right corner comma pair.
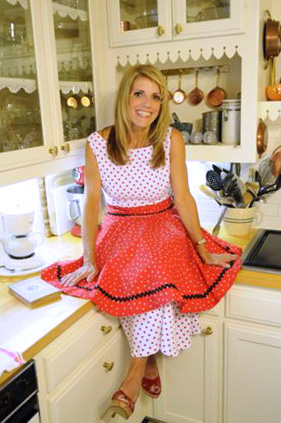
107,0 -> 172,47
173,0 -> 246,40
48,0 -> 97,154
154,316 -> 221,423
0,0 -> 54,174
44,329 -> 152,423
224,322 -> 281,423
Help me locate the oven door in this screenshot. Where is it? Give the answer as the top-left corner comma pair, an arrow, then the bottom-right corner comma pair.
3,393 -> 40,423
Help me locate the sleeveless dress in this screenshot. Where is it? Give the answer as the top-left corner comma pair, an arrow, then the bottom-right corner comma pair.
41,127 -> 242,357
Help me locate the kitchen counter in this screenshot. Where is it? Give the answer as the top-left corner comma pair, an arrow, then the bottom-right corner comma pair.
1,228 -> 280,386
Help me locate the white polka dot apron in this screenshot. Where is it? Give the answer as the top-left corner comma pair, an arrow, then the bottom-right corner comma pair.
41,127 -> 242,356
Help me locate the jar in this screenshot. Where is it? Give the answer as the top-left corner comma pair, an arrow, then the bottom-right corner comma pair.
202,110 -> 222,142
221,99 -> 241,145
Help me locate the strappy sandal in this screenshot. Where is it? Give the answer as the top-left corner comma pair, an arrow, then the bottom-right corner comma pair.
110,389 -> 135,419
141,375 -> 162,398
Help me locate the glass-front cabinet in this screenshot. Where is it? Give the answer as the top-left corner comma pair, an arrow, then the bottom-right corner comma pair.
107,0 -> 245,47
0,0 -> 96,177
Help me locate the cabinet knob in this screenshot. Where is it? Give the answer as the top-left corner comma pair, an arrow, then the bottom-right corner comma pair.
202,326 -> 213,336
175,23 -> 183,34
61,142 -> 70,153
49,146 -> 58,157
101,325 -> 112,334
157,25 -> 165,36
103,361 -> 114,371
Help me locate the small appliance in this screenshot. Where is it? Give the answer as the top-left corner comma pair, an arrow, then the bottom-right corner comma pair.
0,211 -> 44,272
67,166 -> 85,237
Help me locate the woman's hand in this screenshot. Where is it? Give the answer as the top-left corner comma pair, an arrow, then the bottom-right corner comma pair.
196,245 -> 238,268
60,262 -> 97,287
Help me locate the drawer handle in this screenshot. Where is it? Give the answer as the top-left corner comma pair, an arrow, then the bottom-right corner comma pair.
101,325 -> 112,334
103,361 -> 114,371
202,326 -> 213,336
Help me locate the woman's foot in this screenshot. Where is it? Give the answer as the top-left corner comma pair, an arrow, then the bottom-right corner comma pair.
110,357 -> 147,419
142,355 -> 162,398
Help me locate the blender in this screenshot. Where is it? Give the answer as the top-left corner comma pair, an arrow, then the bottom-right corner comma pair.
67,166 -> 85,237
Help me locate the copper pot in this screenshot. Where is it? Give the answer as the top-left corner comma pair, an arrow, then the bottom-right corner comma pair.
187,70 -> 204,106
266,57 -> 281,100
263,10 -> 281,60
256,119 -> 268,157
271,145 -> 281,176
206,68 -> 227,107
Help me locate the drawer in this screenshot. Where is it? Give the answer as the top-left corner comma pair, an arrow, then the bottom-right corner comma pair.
45,329 -> 150,423
36,310 -> 119,393
226,285 -> 281,327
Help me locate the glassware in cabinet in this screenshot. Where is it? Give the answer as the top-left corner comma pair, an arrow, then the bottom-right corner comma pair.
0,0 -> 43,153
52,0 -> 96,145
107,0 -> 171,47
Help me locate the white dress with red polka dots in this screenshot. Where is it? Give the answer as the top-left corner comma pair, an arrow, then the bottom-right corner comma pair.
41,127 -> 242,357
88,128 -> 200,357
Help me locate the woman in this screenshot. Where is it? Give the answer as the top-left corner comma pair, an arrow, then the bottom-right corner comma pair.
41,64 -> 241,420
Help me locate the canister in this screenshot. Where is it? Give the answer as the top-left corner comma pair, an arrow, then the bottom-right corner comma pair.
221,99 -> 241,145
202,110 -> 222,142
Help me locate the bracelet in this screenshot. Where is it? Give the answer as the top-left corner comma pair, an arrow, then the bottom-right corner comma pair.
195,238 -> 206,246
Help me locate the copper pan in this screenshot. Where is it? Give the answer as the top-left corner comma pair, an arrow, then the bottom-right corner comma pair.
256,119 -> 268,158
263,10 -> 281,60
271,145 -> 281,176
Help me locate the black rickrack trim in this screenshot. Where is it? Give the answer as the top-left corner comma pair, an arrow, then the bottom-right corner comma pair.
56,265 -> 62,282
68,248 -> 237,303
107,203 -> 174,217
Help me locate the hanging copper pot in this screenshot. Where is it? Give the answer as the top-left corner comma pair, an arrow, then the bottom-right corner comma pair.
256,119 -> 268,157
263,10 -> 281,60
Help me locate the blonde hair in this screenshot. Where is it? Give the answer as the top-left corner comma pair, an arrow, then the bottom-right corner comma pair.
107,64 -> 170,168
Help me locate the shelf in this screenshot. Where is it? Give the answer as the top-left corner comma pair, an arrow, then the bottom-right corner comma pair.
59,80 -> 93,94
4,0 -> 28,10
185,143 -> 243,162
0,77 -> 36,93
258,101 -> 281,121
0,77 -> 93,94
52,2 -> 88,21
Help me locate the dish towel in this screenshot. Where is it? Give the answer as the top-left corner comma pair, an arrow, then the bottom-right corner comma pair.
0,348 -> 25,378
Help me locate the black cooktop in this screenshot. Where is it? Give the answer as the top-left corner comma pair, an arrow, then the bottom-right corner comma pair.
243,230 -> 281,273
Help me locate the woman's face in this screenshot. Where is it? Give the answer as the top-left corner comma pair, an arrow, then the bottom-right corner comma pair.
128,76 -> 162,130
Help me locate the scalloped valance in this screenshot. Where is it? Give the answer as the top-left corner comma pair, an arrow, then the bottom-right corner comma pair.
52,2 -> 88,21
116,44 -> 241,67
0,77 -> 36,93
4,0 -> 28,9
59,80 -> 93,94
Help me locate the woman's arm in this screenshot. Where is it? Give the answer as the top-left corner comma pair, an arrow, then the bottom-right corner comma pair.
170,128 -> 235,267
61,141 -> 102,286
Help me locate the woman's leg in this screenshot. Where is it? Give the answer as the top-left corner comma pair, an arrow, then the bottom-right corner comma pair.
144,354 -> 159,379
120,356 -> 147,401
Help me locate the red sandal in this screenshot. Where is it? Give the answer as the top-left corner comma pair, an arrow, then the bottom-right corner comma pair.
110,389 -> 135,419
141,376 -> 162,398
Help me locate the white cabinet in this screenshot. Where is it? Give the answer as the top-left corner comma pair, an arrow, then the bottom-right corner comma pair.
0,0 -> 96,185
154,315 -> 222,423
35,309 -> 153,423
107,0 -> 246,47
224,322 -> 281,423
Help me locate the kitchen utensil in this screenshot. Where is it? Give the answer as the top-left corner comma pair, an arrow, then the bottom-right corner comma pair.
266,57 -> 281,101
187,70 -> 204,105
271,145 -> 281,176
221,99 -> 241,145
258,173 -> 281,196
256,155 -> 275,186
190,132 -> 203,144
206,68 -> 227,107
199,184 -> 218,201
221,173 -> 243,204
256,119 -> 268,157
172,72 -> 186,104
263,10 -> 281,60
212,206 -> 227,236
206,170 -> 223,191
202,131 -> 217,144
171,112 -> 193,133
202,110 -> 222,142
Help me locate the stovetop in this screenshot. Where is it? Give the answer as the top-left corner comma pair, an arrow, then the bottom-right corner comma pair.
242,229 -> 281,275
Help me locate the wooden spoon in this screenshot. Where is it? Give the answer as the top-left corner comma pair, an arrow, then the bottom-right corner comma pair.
172,72 -> 186,104
207,68 -> 227,107
188,70 -> 204,105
